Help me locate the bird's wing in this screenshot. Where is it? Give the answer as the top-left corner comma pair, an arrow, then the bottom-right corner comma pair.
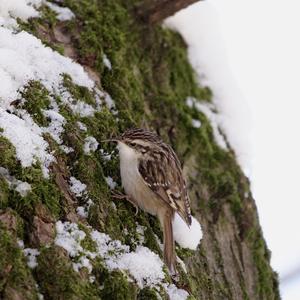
138,145 -> 191,226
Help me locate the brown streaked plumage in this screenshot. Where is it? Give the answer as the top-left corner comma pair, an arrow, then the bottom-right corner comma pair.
115,128 -> 192,272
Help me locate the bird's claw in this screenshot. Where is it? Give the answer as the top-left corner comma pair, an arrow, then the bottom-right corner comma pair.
111,189 -> 128,199
111,190 -> 139,215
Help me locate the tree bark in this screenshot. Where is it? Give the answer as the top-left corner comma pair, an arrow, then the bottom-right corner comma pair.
136,0 -> 201,24
0,1 -> 280,299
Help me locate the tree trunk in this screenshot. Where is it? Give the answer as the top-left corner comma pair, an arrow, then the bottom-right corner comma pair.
136,0 -> 201,24
0,1 -> 280,299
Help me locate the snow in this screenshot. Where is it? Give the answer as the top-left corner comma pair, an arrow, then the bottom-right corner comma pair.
0,3 -> 100,177
165,5 -> 252,172
96,89 -> 115,110
69,100 -> 96,117
136,224 -> 146,245
91,230 -> 165,288
99,148 -> 112,161
55,221 -> 86,257
0,167 -> 31,197
172,214 -> 202,250
69,177 -> 87,197
55,221 -> 96,274
45,2 -> 75,21
17,239 -> 25,249
164,284 -> 189,300
60,145 -> 74,154
76,199 -> 94,218
115,246 -> 165,288
77,121 -> 87,132
0,0 -> 41,28
68,177 -> 94,218
103,54 -> 112,70
105,176 -> 117,190
23,248 -> 40,269
84,136 -> 99,154
0,110 -> 54,178
42,109 -> 65,144
0,28 -> 94,110
187,97 -> 227,149
191,118 -> 201,128
55,221 -> 189,296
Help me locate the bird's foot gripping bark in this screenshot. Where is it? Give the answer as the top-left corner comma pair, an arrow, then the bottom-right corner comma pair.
111,190 -> 139,215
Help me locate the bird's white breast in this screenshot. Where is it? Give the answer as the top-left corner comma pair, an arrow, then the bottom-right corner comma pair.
117,141 -> 161,215
117,142 -> 140,196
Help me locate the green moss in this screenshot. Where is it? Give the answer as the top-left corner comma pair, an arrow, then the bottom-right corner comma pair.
0,177 -> 10,209
99,270 -> 137,300
36,246 -> 100,299
4,0 -> 279,298
20,81 -> 51,127
0,136 -> 21,173
252,234 -> 280,300
0,226 -> 37,299
63,74 -> 96,106
138,287 -> 164,300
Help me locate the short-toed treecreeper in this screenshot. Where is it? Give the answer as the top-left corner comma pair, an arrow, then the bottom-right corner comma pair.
108,128 -> 191,273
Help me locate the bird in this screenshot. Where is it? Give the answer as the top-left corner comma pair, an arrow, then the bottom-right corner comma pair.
108,128 -> 192,273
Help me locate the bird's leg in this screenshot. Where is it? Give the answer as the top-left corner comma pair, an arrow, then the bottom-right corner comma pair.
111,190 -> 139,215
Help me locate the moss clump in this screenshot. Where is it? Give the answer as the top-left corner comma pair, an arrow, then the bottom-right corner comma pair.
0,226 -> 37,299
20,81 -> 51,127
98,270 -> 137,300
0,136 -> 22,174
36,246 -> 100,299
138,287 -> 165,300
0,177 -> 10,209
252,234 -> 280,300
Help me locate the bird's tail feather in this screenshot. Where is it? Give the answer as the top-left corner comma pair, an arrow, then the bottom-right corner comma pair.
160,210 -> 175,274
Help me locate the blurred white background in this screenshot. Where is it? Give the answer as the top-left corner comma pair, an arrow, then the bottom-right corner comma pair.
167,0 -> 300,298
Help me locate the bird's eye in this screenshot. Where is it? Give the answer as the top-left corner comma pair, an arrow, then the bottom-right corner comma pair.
129,142 -> 136,147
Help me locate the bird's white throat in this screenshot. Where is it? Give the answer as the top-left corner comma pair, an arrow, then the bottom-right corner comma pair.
117,141 -> 138,163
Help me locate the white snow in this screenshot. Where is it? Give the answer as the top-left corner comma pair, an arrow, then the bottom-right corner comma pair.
68,177 -> 94,218
17,239 -> 25,249
0,0 -> 41,28
77,121 -> 87,131
84,136 -> 99,154
105,176 -> 117,190
23,248 -> 40,269
136,224 -> 146,245
164,283 -> 189,300
69,177 -> 87,197
0,110 -> 54,177
91,230 -> 165,288
165,5 -> 252,172
172,214 -> 202,250
0,167 -> 31,197
55,221 -> 189,296
76,199 -> 94,218
191,118 -> 201,128
45,2 -> 75,21
60,145 -> 74,154
42,109 -> 65,144
0,28 -> 94,110
187,97 -> 227,149
96,89 -> 115,110
0,3 -> 101,178
69,100 -> 96,117
55,221 -> 96,273
99,148 -> 112,161
103,54 -> 112,70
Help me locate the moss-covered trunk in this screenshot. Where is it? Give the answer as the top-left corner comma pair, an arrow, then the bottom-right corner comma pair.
0,1 -> 279,299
